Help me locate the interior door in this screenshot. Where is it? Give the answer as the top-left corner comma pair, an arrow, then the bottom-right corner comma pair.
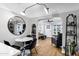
45,23 -> 52,37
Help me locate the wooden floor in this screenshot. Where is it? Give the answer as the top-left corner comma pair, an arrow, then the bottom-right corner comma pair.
32,38 -> 63,56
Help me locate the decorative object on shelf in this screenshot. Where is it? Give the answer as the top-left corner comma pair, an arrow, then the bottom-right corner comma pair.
8,16 -> 26,35
67,30 -> 76,36
68,21 -> 76,26
65,14 -> 77,56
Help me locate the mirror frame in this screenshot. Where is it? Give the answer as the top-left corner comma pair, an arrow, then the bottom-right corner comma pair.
7,16 -> 26,36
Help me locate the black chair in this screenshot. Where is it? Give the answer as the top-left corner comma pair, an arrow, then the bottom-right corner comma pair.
26,35 -> 32,37
30,38 -> 38,55
4,40 -> 20,50
4,40 -> 11,46
26,35 -> 33,44
21,38 -> 38,55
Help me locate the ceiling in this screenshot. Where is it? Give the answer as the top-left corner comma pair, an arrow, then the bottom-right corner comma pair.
0,3 -> 79,18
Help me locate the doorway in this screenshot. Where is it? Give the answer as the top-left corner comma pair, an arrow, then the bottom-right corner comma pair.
33,17 -> 63,56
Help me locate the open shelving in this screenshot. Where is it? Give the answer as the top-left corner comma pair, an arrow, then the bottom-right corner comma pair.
65,14 -> 77,56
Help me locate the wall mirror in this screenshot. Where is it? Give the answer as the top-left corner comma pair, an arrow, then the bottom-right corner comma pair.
8,16 -> 26,35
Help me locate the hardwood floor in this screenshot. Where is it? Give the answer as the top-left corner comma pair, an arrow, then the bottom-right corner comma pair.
32,38 -> 63,56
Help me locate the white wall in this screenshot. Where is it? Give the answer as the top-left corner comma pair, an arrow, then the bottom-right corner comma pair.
38,21 -> 45,34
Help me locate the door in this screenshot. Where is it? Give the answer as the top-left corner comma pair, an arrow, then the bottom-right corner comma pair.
45,23 -> 52,37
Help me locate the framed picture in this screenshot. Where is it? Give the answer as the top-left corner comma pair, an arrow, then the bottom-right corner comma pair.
46,25 -> 50,29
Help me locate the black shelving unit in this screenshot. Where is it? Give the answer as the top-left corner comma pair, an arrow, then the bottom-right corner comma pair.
65,14 -> 77,56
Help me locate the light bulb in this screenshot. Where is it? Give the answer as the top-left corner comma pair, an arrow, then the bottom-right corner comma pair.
20,11 -> 26,16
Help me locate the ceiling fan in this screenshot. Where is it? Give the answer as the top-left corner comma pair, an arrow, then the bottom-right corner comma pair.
47,19 -> 53,22
38,18 -> 53,22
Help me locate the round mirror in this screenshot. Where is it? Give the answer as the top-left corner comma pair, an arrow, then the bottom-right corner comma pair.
8,16 -> 26,35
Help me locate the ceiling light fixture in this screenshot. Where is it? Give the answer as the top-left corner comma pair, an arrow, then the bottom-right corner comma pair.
21,3 -> 49,16
37,3 -> 49,14
44,7 -> 49,14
